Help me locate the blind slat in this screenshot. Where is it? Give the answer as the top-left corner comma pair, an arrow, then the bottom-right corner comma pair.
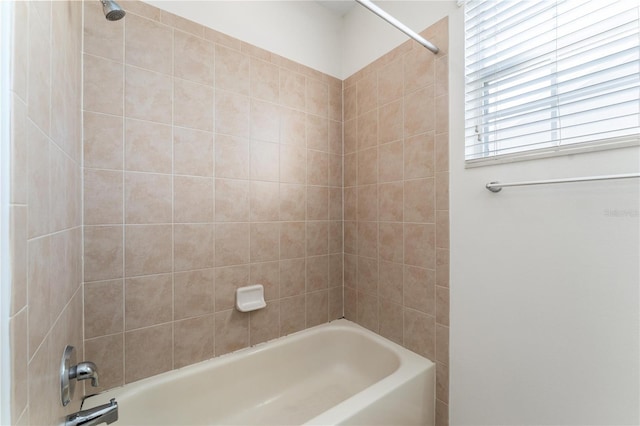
464,0 -> 640,161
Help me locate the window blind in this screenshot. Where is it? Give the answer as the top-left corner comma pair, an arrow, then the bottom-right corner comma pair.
464,0 -> 640,162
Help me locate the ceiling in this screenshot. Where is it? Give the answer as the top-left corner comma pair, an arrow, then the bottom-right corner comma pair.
316,1 -> 358,17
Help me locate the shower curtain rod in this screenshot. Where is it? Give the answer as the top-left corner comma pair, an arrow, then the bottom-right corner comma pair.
355,0 -> 440,54
485,172 -> 640,193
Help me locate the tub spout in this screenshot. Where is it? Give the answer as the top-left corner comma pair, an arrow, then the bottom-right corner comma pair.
65,398 -> 118,426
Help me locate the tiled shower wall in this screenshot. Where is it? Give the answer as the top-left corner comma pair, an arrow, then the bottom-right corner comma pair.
81,0 -> 344,392
342,18 -> 450,425
8,1 -> 84,425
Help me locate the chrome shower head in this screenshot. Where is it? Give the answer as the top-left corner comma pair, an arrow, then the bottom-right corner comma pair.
100,0 -> 126,21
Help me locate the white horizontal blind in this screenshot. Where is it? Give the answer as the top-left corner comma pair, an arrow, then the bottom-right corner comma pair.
465,0 -> 640,161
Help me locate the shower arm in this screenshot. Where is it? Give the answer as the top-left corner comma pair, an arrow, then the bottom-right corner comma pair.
355,0 -> 439,54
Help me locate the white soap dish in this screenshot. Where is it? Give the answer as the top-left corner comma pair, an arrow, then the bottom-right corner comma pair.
236,284 -> 266,312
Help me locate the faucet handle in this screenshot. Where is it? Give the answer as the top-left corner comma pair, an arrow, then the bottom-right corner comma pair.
61,346 -> 100,406
71,361 -> 99,387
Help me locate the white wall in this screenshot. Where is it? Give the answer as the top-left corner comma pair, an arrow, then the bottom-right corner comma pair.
448,5 -> 640,425
341,1 -> 457,77
144,1 -> 344,78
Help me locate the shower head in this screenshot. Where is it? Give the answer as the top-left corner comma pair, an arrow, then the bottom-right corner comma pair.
100,0 -> 126,21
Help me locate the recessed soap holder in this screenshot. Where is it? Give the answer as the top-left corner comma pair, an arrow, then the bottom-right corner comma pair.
236,284 -> 266,312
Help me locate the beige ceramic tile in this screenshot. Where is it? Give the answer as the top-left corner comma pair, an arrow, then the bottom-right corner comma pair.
85,334 -> 124,393
343,287 -> 357,321
357,291 -> 378,332
174,269 -> 215,320
436,324 -> 449,365
344,153 -> 357,187
306,79 -> 328,118
357,256 -> 378,296
84,112 -> 124,170
251,58 -> 279,103
161,11 -> 204,37
214,223 -> 249,267
403,308 -> 435,359
280,222 -> 306,260
357,72 -> 377,115
306,115 -> 329,152
344,119 -> 356,155
174,315 -> 215,368
173,31 -> 214,86
436,248 -> 450,288
215,90 -> 249,138
306,221 -> 328,256
124,118 -> 172,174
357,185 -> 378,222
328,81 -> 342,122
328,120 -> 342,156
280,107 -> 306,147
215,45 -> 250,95
343,221 -> 357,255
436,95 -> 449,135
280,258 -> 305,297
250,181 -> 279,221
306,255 -> 329,292
379,298 -> 403,344
378,58 -> 403,106
405,132 -> 435,179
214,265 -> 249,311
124,224 -> 172,276
436,172 -> 449,211
357,221 -> 378,259
357,147 -> 377,185
250,302 -> 280,345
251,99 -> 280,143
404,223 -> 436,269
28,0 -> 51,133
436,286 -> 450,326
250,140 -> 279,182
280,145 -> 306,184
379,222 -> 403,263
84,279 -> 123,339
250,261 -> 280,301
404,85 -> 435,137
378,100 -> 403,144
174,127 -> 214,177
435,132 -> 449,173
404,265 -> 435,315
306,290 -> 329,328
379,260 -> 403,304
125,323 -> 173,383
84,169 -> 122,225
279,295 -> 305,336
125,66 -> 173,124
436,210 -> 450,249
84,225 -> 123,282
307,150 -> 328,186
344,187 -> 356,221
215,179 -> 249,222
280,69 -> 306,111
329,188 -> 342,222
250,223 -> 280,262
10,309 -> 27,420
124,273 -> 172,330
437,362 -> 449,404
49,146 -> 79,232
125,13 -> 172,74
214,309 -> 249,355
306,186 -> 328,220
174,79 -> 214,131
357,109 -> 378,150
173,176 -> 214,223
378,141 -> 403,183
124,172 -> 172,224
343,84 -> 356,122
404,178 -> 435,223
27,121 -> 50,239
328,253 -> 343,288
174,224 -> 214,271
404,47 -> 435,95
10,96 -> 27,205
120,1 -> 161,20
214,135 -> 249,179
9,206 -> 27,314
83,0 -> 123,61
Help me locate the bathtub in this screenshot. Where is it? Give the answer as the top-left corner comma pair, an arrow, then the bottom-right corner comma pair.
83,319 -> 435,425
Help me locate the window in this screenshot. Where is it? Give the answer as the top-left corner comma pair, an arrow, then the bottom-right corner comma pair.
464,0 -> 640,163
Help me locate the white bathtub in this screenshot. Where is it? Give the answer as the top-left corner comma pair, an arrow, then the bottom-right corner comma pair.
83,319 -> 435,425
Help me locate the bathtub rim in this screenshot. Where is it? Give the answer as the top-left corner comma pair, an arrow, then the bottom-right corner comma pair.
82,318 -> 435,424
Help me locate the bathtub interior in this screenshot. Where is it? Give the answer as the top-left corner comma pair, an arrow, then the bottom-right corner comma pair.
84,320 -> 431,425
